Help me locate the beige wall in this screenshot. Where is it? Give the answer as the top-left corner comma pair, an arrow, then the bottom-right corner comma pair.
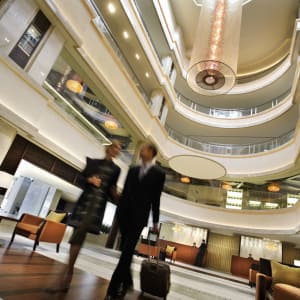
282,242 -> 300,265
206,232 -> 240,273
205,234 -> 300,273
0,120 -> 16,165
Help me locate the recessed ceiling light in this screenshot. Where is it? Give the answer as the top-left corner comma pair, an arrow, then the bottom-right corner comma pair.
107,3 -> 116,14
145,72 -> 150,78
135,53 -> 140,60
123,31 -> 129,39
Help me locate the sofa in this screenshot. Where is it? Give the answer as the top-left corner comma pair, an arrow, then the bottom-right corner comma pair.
255,259 -> 300,300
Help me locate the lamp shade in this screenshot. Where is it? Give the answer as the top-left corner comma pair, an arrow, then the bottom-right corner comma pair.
187,0 -> 243,95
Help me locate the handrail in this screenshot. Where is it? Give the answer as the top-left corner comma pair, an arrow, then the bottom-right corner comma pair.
166,126 -> 295,155
176,89 -> 291,118
163,184 -> 292,210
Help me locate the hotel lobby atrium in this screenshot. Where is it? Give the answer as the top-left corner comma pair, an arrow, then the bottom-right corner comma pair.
1,0 -> 300,299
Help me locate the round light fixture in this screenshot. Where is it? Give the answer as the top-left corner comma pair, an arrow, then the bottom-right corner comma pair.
180,176 -> 191,184
104,120 -> 118,130
66,79 -> 83,94
221,183 -> 232,190
267,182 -> 280,192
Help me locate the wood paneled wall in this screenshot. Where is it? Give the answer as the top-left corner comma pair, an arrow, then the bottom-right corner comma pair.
206,232 -> 240,273
282,242 -> 300,265
0,134 -> 81,186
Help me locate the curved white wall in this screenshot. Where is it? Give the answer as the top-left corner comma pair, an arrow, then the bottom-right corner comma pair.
161,192 -> 300,235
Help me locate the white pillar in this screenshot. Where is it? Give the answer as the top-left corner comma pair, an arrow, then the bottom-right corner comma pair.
161,56 -> 173,77
27,27 -> 65,85
0,120 -> 16,165
160,102 -> 169,126
150,90 -> 164,117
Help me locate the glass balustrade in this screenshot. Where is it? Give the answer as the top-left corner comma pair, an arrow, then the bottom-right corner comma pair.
176,89 -> 290,118
166,126 -> 294,155
163,183 -> 291,210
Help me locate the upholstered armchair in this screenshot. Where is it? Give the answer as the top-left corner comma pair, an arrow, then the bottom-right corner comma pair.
9,211 -> 67,252
165,245 -> 177,263
255,260 -> 300,300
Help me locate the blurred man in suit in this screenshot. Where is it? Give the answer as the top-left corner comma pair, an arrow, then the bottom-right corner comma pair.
105,142 -> 166,300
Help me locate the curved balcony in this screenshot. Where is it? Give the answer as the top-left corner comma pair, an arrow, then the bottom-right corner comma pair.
91,0 -> 298,128
177,89 -> 290,119
163,184 -> 297,211
160,192 -> 300,235
166,126 -> 295,156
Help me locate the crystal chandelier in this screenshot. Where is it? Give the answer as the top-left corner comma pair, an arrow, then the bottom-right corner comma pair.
187,0 -> 243,96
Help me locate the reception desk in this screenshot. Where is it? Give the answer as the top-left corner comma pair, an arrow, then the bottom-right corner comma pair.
137,243 -> 160,258
230,255 -> 258,279
157,240 -> 199,265
138,240 -> 199,265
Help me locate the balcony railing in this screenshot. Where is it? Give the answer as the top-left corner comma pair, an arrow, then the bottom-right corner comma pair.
166,126 -> 295,155
177,89 -> 290,118
164,184 -> 291,210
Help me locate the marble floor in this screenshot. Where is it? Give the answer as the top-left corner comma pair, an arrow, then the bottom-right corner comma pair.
0,220 -> 255,300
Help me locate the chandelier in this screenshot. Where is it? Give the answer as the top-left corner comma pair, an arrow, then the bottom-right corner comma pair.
187,0 -> 243,96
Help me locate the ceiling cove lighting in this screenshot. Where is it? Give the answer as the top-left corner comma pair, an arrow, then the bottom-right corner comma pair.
187,0 -> 243,96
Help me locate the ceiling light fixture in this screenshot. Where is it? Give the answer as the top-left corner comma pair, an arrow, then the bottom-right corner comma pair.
180,176 -> 190,183
187,0 -> 243,96
135,53 -> 140,60
221,182 -> 232,190
145,72 -> 150,78
104,120 -> 119,130
65,79 -> 83,94
267,182 -> 280,192
107,3 -> 116,14
123,31 -> 129,39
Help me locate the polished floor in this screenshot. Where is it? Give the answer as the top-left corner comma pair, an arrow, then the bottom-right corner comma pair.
0,220 -> 255,300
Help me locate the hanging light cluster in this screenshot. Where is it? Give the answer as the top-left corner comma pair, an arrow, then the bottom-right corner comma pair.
187,0 -> 243,96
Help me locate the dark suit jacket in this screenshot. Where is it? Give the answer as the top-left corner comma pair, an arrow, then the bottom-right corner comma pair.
117,164 -> 165,231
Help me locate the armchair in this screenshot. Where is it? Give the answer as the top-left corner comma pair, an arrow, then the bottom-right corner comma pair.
255,260 -> 300,300
9,211 -> 67,252
165,245 -> 177,263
